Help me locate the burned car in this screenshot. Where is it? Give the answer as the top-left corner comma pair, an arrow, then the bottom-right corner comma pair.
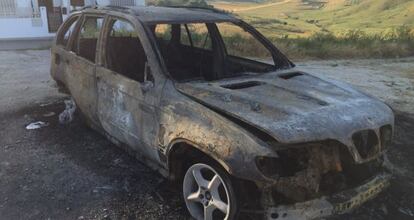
50,5 -> 394,220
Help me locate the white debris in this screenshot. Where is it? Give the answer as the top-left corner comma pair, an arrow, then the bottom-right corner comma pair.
39,101 -> 55,107
399,207 -> 414,216
26,121 -> 48,130
43,112 -> 55,117
59,99 -> 76,124
95,186 -> 113,190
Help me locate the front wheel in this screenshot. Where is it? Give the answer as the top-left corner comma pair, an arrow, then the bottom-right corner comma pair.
183,163 -> 238,220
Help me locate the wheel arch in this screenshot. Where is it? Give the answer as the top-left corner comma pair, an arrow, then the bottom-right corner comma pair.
166,138 -> 232,182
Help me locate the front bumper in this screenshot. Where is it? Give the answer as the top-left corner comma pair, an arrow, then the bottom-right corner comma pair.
266,173 -> 391,220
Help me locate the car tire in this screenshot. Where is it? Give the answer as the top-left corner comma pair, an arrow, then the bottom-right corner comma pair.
183,162 -> 238,220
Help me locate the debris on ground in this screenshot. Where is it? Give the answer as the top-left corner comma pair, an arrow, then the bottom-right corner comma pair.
26,121 -> 49,130
155,191 -> 164,202
93,186 -> 114,193
43,112 -> 56,117
59,99 -> 76,125
398,207 -> 414,216
380,204 -> 388,215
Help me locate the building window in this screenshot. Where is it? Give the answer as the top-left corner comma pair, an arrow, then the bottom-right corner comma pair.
70,0 -> 85,7
0,0 -> 41,18
110,0 -> 138,7
0,0 -> 17,17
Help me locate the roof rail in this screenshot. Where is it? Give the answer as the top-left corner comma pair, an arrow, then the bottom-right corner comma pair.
102,5 -> 130,10
101,5 -> 136,14
164,5 -> 228,14
70,5 -> 97,13
70,4 -> 133,13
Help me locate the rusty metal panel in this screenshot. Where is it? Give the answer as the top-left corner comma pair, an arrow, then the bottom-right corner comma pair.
63,52 -> 99,125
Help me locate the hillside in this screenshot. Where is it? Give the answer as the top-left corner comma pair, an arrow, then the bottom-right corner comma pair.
210,0 -> 414,37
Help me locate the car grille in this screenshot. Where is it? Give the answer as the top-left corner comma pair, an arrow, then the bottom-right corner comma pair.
352,129 -> 379,159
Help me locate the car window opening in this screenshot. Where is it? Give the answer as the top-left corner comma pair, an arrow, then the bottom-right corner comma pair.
57,15 -> 79,47
106,19 -> 147,83
150,22 -> 280,82
76,16 -> 104,62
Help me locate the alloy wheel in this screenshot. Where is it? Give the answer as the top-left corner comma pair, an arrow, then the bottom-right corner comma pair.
183,163 -> 231,220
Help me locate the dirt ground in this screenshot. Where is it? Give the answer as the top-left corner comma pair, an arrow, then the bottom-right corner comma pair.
0,50 -> 413,220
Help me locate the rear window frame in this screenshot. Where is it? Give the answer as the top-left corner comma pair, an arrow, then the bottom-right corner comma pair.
72,13 -> 106,63
56,14 -> 81,50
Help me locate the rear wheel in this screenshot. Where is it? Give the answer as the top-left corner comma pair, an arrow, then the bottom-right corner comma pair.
183,163 -> 238,220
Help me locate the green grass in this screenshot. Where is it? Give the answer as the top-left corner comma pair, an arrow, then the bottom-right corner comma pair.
211,0 -> 414,37
272,27 -> 414,60
209,0 -> 414,59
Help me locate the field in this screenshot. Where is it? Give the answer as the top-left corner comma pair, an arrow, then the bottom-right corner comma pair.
209,0 -> 414,59
211,0 -> 414,37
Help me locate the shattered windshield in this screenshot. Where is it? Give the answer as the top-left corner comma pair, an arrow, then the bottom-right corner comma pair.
149,21 -> 286,82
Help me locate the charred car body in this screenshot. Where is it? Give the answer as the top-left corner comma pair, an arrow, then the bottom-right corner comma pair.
50,5 -> 394,220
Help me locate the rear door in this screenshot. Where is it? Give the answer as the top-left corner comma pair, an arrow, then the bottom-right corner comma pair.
96,15 -> 164,163
65,14 -> 105,124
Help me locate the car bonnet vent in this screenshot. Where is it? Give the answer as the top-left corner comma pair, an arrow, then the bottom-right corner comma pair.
221,81 -> 264,90
279,72 -> 303,80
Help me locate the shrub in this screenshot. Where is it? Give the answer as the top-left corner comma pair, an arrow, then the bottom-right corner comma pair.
269,26 -> 414,60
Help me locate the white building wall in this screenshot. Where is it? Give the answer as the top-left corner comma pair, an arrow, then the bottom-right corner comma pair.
0,0 -> 146,39
0,6 -> 53,39
14,0 -> 39,17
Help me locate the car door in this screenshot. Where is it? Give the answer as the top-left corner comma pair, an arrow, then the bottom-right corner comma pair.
64,14 -> 105,125
95,15 -> 165,163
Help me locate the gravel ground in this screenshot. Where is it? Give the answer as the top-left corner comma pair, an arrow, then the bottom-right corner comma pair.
0,50 -> 413,220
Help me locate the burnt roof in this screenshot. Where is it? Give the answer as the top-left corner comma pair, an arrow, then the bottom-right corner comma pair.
83,6 -> 237,24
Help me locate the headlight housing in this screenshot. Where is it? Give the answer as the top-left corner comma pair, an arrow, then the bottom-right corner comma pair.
256,147 -> 309,178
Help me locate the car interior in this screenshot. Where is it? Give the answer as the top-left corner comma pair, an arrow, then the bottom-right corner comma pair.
76,17 -> 104,63
105,21 -> 147,83
149,22 -> 277,82
66,17 -> 279,83
149,23 -> 217,81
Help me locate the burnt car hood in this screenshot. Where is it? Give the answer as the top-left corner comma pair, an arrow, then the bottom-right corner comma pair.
175,70 -> 394,145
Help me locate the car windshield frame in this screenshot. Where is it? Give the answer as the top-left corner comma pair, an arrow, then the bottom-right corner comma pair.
146,19 -> 294,82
